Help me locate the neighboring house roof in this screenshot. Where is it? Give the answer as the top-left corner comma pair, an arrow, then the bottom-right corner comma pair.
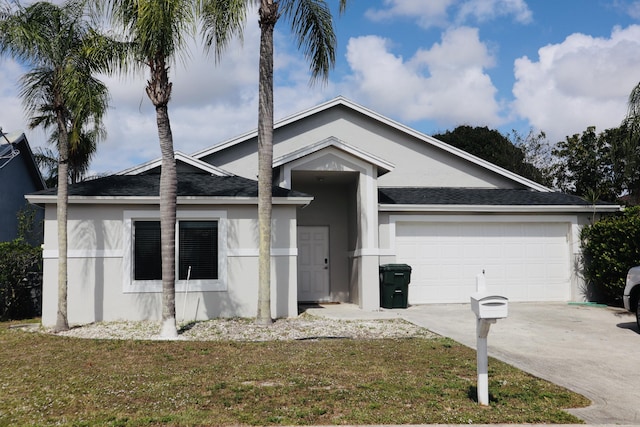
192,96 -> 552,193
0,131 -> 46,190
378,187 -> 619,213
26,173 -> 312,205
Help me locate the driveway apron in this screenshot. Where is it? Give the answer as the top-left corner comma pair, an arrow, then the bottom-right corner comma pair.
400,302 -> 640,425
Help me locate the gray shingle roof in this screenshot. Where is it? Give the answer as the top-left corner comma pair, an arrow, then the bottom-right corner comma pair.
30,173 -> 309,198
378,187 -> 601,206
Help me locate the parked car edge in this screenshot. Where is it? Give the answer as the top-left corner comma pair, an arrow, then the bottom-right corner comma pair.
623,266 -> 640,329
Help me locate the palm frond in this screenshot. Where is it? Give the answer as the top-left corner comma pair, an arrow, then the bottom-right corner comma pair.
101,0 -> 197,68
33,146 -> 59,188
627,81 -> 640,120
199,0 -> 248,61
280,0 -> 337,84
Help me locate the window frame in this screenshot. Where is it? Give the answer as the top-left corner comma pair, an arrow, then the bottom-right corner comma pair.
123,210 -> 227,293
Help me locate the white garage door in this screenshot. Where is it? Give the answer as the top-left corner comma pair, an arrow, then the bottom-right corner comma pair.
395,221 -> 571,303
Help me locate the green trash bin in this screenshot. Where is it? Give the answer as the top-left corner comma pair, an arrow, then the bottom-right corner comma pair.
379,264 -> 412,309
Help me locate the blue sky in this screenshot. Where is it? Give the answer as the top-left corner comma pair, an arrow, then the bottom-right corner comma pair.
2,0 -> 640,174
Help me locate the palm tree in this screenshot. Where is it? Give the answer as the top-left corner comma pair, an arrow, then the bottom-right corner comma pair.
623,82 -> 640,204
101,0 -> 246,337
0,0 -> 112,332
253,0 -> 347,325
34,125 -> 104,185
33,147 -> 60,189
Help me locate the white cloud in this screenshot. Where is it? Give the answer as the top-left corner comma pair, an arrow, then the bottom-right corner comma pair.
0,58 -> 27,135
512,25 -> 640,143
365,0 -> 454,28
342,27 -> 503,128
618,0 -> 640,19
365,0 -> 532,28
0,58 -> 54,158
456,0 -> 532,24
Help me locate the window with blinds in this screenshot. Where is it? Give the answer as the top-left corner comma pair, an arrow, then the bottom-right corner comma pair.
134,221 -> 161,280
133,220 -> 218,281
179,221 -> 218,280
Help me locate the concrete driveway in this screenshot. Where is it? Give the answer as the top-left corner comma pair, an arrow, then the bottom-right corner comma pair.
400,302 -> 640,425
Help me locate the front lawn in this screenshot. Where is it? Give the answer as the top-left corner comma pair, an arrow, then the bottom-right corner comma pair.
0,322 -> 589,426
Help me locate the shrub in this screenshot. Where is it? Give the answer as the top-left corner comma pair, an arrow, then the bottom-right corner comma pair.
0,239 -> 42,320
581,206 -> 640,304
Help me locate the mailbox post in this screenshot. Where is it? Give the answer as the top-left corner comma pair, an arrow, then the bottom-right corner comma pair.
470,272 -> 508,406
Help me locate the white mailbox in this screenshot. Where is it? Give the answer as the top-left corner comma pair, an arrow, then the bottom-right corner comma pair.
470,272 -> 508,406
470,293 -> 508,319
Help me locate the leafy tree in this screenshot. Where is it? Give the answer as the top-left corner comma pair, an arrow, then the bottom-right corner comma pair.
16,204 -> 43,247
509,128 -> 555,187
0,0 -> 113,331
599,125 -> 638,203
434,126 -> 546,185
102,0 -> 245,337
581,206 -> 640,304
253,0 -> 347,325
620,82 -> 640,204
551,125 -> 638,203
552,127 -> 606,198
0,239 -> 42,320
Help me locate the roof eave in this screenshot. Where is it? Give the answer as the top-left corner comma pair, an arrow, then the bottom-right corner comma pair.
378,204 -> 622,213
26,194 -> 314,206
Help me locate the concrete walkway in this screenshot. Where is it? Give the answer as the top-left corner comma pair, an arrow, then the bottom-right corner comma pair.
305,302 -> 640,425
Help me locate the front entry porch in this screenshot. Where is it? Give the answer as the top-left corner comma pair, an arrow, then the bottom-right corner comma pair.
274,138 -> 392,311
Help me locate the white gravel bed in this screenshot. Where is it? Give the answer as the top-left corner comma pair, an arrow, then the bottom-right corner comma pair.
49,313 -> 436,341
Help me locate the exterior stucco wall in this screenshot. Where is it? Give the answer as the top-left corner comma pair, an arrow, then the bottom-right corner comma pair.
40,202 -> 299,327
202,106 -> 522,190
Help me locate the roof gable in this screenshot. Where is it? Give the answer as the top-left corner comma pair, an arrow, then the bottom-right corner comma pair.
118,151 -> 233,176
272,136 -> 394,176
192,97 -> 551,192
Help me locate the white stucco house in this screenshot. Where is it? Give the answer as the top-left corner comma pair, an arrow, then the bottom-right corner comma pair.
27,97 -> 620,327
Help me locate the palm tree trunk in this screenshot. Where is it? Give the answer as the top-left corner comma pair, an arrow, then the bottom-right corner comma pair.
54,120 -> 70,332
147,58 -> 178,338
256,0 -> 278,325
157,103 -> 178,338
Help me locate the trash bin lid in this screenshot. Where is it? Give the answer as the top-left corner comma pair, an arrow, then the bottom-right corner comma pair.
379,264 -> 412,272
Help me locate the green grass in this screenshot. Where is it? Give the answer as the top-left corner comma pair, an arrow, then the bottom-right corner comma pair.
0,322 -> 589,426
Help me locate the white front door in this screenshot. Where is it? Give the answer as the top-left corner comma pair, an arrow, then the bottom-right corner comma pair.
297,226 -> 330,302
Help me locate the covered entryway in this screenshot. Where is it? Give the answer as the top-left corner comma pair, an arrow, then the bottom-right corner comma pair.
395,220 -> 572,303
274,137 -> 393,307
293,171 -> 357,303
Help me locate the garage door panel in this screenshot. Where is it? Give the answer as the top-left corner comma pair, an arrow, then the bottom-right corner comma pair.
396,221 -> 571,303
